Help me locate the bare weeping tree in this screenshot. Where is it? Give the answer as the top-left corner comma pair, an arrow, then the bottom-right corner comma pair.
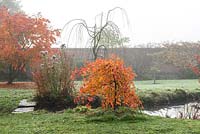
61,7 -> 130,60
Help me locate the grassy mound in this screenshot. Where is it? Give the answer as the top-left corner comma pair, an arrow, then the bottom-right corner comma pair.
1,89 -> 200,133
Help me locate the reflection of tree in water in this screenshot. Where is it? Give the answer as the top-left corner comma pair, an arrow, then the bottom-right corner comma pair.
61,7 -> 131,61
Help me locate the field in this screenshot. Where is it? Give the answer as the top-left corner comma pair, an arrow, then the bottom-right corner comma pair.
0,79 -> 200,133
75,79 -> 200,91
135,79 -> 200,91
134,79 -> 200,109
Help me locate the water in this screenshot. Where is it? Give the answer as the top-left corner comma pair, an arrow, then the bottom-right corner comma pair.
143,102 -> 200,119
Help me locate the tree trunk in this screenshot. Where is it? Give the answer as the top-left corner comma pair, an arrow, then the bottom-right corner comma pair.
7,64 -> 18,84
153,71 -> 156,84
113,78 -> 117,111
7,78 -> 14,84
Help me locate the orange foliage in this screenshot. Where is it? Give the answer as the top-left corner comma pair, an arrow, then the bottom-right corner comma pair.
0,7 -> 60,83
79,56 -> 142,110
189,55 -> 200,76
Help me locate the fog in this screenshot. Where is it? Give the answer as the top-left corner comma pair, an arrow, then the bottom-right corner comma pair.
21,0 -> 200,46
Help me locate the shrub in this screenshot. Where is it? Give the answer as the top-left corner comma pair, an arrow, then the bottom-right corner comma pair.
78,56 -> 142,110
74,95 -> 101,108
33,48 -> 75,111
189,55 -> 200,80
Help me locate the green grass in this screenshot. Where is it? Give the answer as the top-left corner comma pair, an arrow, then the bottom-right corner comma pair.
0,88 -> 200,134
1,110 -> 200,134
135,79 -> 200,91
0,89 -> 34,114
134,79 -> 200,108
76,79 -> 200,91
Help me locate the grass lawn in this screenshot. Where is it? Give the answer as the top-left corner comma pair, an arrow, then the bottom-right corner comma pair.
1,109 -> 200,134
135,79 -> 200,91
0,88 -> 200,134
76,79 -> 200,91
134,79 -> 200,108
0,89 -> 34,114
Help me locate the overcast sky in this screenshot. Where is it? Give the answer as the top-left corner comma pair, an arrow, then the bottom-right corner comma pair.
21,0 -> 200,46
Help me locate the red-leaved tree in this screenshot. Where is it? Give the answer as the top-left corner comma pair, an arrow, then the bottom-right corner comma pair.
190,55 -> 200,78
78,56 -> 142,110
0,7 -> 60,84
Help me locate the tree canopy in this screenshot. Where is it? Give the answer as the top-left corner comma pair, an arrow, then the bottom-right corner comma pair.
0,7 -> 60,84
62,7 -> 130,60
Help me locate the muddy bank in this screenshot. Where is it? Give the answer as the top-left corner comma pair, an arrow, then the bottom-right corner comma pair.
0,82 -> 37,89
139,89 -> 200,110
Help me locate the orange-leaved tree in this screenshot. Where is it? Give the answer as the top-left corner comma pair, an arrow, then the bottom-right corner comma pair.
79,56 -> 142,110
0,7 -> 60,84
189,55 -> 200,78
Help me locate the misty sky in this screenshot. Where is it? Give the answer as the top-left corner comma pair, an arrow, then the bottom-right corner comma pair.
21,0 -> 200,46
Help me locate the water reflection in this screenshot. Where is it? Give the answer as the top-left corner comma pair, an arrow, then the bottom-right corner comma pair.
143,102 -> 200,119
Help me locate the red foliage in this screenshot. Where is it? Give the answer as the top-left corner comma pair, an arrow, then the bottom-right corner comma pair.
0,7 -> 60,83
78,56 -> 142,110
189,55 -> 200,76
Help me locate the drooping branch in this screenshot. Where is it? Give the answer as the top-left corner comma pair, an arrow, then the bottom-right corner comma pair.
61,7 -> 130,60
62,19 -> 94,37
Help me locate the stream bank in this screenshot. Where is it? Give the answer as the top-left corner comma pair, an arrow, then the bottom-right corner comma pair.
139,89 -> 200,110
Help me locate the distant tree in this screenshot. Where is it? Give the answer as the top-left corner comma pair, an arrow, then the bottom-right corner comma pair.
0,0 -> 22,13
123,45 -> 161,80
0,8 -> 60,84
98,28 -> 130,47
152,41 -> 200,80
149,52 -> 163,84
62,7 -> 130,60
189,55 -> 200,80
159,42 -> 200,68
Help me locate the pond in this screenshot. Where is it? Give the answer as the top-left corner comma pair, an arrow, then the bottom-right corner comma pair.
143,102 -> 200,119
